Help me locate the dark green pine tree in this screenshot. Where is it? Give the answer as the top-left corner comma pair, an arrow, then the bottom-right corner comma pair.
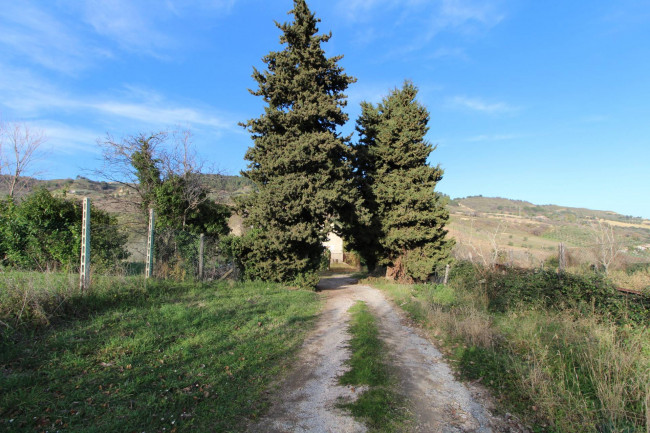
240,0 -> 356,286
354,81 -> 453,282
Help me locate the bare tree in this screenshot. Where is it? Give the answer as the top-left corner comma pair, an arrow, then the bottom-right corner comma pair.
162,129 -> 208,227
95,131 -> 167,213
589,219 -> 622,274
455,218 -> 507,269
0,121 -> 47,197
95,129 -> 216,227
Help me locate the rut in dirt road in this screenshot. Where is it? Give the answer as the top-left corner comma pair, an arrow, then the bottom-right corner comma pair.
248,275 -> 528,433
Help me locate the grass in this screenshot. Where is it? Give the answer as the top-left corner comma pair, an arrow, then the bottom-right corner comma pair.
364,265 -> 650,433
338,301 -> 411,432
0,274 -> 320,432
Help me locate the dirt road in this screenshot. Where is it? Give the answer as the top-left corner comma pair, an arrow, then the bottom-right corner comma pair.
248,275 -> 528,433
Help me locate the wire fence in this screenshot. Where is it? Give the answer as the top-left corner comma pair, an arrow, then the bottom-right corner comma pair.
90,223 -> 236,282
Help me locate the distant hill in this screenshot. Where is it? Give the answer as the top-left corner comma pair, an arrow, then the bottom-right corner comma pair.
447,195 -> 650,274
5,176 -> 649,250
0,174 -> 256,205
450,195 -> 646,225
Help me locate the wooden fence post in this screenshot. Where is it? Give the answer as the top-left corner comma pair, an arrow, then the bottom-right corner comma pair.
443,264 -> 450,285
145,208 -> 155,279
79,197 -> 91,291
198,233 -> 205,280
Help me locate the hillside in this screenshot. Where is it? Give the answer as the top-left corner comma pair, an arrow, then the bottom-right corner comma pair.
6,176 -> 650,267
0,174 -> 255,207
448,196 -> 650,275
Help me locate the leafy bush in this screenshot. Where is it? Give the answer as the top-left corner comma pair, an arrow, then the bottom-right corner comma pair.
450,261 -> 650,324
0,189 -> 128,271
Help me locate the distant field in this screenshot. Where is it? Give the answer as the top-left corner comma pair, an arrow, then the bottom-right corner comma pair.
448,196 -> 650,286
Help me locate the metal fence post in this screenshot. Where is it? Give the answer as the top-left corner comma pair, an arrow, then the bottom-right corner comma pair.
79,197 -> 91,291
198,233 -> 205,280
145,208 -> 155,279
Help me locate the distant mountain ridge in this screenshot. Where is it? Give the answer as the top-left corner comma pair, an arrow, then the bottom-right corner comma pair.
450,195 -> 648,225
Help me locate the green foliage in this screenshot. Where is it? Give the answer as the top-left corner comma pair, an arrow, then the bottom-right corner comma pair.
482,267 -> 649,324
155,176 -> 230,236
127,138 -> 231,236
0,278 -> 320,431
130,134 -> 163,211
321,248 -> 331,270
0,189 -> 128,271
239,0 -> 356,286
351,82 -> 453,281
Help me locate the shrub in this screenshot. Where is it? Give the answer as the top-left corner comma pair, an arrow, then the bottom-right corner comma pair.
482,267 -> 649,324
0,190 -> 128,272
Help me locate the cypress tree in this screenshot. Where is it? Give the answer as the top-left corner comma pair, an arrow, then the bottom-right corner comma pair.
240,0 -> 356,286
354,82 -> 453,282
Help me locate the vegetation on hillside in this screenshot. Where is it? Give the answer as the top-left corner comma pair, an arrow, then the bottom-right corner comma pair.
98,132 -> 231,236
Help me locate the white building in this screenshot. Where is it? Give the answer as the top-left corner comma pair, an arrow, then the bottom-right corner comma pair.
323,232 -> 344,263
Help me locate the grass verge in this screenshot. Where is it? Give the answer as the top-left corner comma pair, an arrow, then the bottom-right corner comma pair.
0,277 -> 320,432
365,266 -> 650,433
338,301 -> 411,432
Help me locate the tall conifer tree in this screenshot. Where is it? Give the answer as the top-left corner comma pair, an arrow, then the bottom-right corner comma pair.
240,0 -> 356,286
354,82 -> 453,281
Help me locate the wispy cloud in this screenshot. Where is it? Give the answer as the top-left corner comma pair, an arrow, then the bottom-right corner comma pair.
0,2 -> 108,73
76,0 -> 175,57
30,121 -> 103,155
447,96 -> 520,115
74,0 -> 241,57
0,65 -> 238,141
89,100 -> 233,130
340,0 -> 505,56
466,133 -> 522,142
0,1 -> 239,73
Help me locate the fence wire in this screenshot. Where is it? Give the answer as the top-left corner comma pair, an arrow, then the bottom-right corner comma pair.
90,223 -> 236,281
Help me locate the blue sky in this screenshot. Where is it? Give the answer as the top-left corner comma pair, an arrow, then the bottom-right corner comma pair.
1,0 -> 649,218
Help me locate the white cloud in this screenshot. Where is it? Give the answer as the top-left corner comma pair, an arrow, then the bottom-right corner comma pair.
29,121 -> 102,155
448,96 -> 519,115
0,1 -> 239,73
90,101 -> 232,130
77,0 -> 175,57
0,65 -> 238,142
438,0 -> 504,29
339,0 -> 505,53
72,0 -> 240,57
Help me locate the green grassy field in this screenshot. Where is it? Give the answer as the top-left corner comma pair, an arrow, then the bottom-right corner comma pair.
0,276 -> 320,432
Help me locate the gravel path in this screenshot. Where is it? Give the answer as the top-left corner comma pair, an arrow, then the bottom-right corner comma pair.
248,275 -> 529,433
